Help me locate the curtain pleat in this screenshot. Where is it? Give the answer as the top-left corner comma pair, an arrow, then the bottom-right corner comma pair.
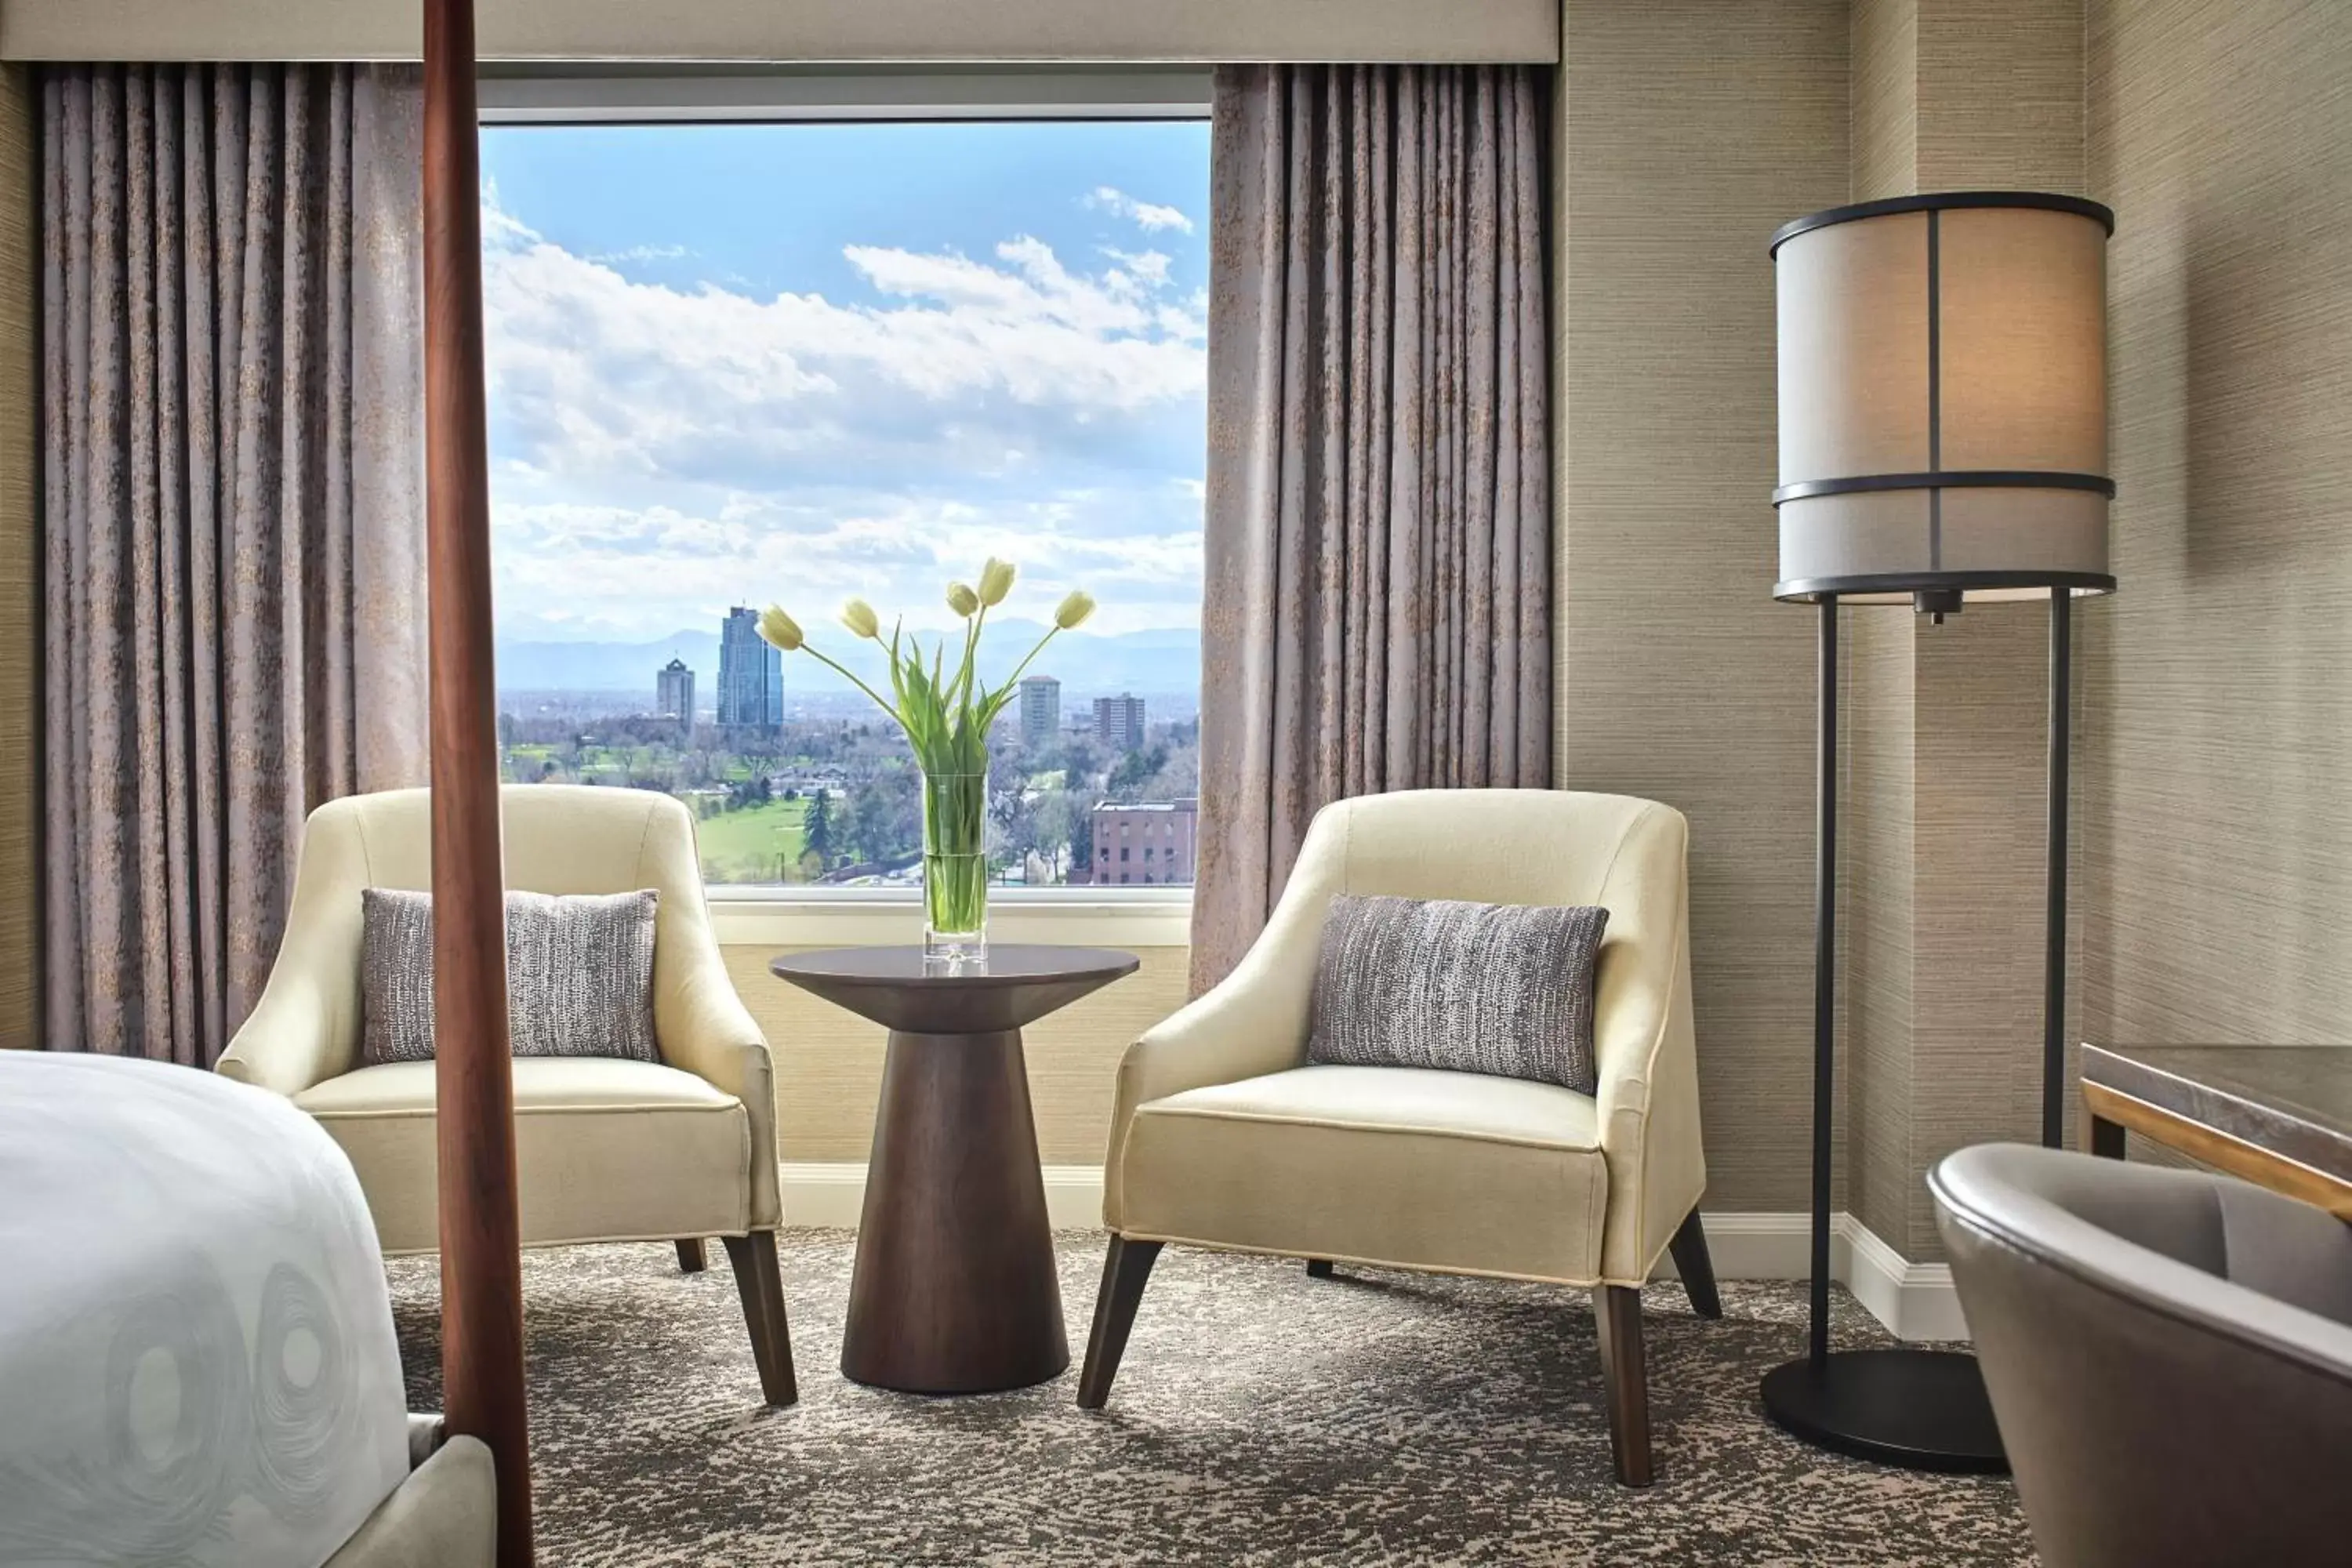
1193,64 -> 1552,994
42,63 -> 426,1065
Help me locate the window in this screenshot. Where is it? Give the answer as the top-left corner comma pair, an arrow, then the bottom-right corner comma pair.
481,113 -> 1208,894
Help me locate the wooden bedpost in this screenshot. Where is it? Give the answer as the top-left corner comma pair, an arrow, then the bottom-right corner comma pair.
422,0 -> 534,1562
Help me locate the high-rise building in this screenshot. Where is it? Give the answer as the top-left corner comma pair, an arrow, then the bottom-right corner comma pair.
1019,675 -> 1061,748
1094,693 -> 1147,753
717,606 -> 784,730
655,657 -> 695,727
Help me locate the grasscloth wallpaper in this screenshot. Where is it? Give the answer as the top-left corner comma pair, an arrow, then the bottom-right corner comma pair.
1554,0 -> 1849,1215
1902,2 -> 2089,1257
2078,0 -> 2352,1054
1839,0 -> 2092,1261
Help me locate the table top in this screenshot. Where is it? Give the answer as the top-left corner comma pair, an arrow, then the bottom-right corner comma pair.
2082,1044 -> 2352,1185
770,945 -> 1140,1035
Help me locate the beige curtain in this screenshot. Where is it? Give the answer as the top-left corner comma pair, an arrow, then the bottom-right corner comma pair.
43,64 -> 426,1065
1192,64 -> 1552,993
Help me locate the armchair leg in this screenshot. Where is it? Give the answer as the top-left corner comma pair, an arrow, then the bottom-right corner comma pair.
675,1238 -> 707,1274
1076,1235 -> 1162,1410
721,1232 -> 798,1407
1305,1258 -> 1334,1279
1593,1285 -> 1653,1487
1667,1208 -> 1722,1320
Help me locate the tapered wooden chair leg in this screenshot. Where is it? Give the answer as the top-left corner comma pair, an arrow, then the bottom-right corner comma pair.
1306,1258 -> 1334,1279
1076,1235 -> 1162,1409
722,1232 -> 799,1406
1594,1284 -> 1653,1487
1668,1208 -> 1722,1319
675,1238 -> 707,1274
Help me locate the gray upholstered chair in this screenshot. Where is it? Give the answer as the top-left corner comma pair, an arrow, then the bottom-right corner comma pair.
1078,789 -> 1717,1486
1931,1143 -> 2352,1568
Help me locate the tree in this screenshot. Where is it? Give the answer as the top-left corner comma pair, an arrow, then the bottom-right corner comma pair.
842,775 -> 921,866
993,787 -> 1039,880
1108,743 -> 1170,798
1032,789 -> 1082,881
804,788 -> 834,866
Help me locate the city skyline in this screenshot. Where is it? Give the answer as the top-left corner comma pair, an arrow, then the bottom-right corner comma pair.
620,615 -> 1188,724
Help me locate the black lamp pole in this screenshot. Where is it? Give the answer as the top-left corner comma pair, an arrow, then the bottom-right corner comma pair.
2044,589 -> 2074,1149
1760,590 -> 2087,1472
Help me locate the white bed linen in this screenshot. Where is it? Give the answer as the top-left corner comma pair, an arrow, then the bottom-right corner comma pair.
0,1054 -> 409,1567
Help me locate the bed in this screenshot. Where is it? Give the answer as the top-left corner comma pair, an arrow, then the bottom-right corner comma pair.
0,1053 -> 492,1568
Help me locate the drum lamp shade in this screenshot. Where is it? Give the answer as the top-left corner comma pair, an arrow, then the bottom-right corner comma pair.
1771,192 -> 2116,607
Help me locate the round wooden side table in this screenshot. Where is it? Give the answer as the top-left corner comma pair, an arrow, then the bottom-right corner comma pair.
770,944 -> 1138,1395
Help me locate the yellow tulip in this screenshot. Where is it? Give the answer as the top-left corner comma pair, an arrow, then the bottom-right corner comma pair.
978,557 -> 1016,607
757,604 -> 804,652
1054,590 -> 1097,630
841,598 -> 880,639
946,582 -> 981,618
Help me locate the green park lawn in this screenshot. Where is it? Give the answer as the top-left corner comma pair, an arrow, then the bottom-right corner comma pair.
692,797 -> 811,884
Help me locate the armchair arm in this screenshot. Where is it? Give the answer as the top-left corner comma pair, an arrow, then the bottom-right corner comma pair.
216,965 -> 350,1098
1102,960 -> 1316,1229
1115,956 -> 1315,1119
1102,822 -> 1347,1226
1590,806 -> 1708,1286
217,798 -> 373,1097
654,942 -> 782,1232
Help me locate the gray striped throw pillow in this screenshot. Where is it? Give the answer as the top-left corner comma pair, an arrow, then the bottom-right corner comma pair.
1305,895 -> 1610,1094
360,887 -> 661,1065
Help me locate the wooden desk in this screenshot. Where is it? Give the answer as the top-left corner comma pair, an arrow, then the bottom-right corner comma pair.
2082,1044 -> 2352,1220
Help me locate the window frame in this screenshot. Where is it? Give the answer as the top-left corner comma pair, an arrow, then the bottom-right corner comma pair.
481,69 -> 1210,909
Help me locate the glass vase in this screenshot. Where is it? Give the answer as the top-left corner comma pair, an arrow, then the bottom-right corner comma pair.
919,769 -> 989,966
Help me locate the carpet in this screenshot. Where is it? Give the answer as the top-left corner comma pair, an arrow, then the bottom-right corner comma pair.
387,1232 -> 2032,1565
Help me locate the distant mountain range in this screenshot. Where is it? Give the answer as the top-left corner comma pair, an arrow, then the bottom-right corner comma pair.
495,619 -> 1201,703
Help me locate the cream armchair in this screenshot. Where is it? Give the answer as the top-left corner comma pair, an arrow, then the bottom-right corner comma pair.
218,785 -> 796,1406
1076,789 -> 1714,1485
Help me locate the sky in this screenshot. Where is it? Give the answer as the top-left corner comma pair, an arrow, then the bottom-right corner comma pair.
480,120 -> 1211,649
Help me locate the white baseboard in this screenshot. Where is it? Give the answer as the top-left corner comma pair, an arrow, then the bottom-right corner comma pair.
1831,1214 -> 1968,1343
779,1163 -> 1966,1344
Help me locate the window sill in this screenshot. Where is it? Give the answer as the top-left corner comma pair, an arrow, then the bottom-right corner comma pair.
707,887 -> 1193,949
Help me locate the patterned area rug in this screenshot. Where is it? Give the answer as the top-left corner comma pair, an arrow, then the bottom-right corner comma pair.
387,1233 -> 2032,1566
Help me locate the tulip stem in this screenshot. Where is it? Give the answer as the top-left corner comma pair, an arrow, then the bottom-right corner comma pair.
989,626 -> 1061,718
797,644 -> 900,722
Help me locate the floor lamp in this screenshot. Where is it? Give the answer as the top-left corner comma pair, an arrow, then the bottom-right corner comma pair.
1757,191 -> 2117,1472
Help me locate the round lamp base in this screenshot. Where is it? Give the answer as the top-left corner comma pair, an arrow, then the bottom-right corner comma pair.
1759,1348 -> 2008,1473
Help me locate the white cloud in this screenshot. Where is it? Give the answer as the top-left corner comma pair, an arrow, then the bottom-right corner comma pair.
591,242 -> 689,264
479,189 -> 1207,641
491,491 -> 1203,640
481,198 -> 1203,492
1101,247 -> 1174,291
1083,185 -> 1195,234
